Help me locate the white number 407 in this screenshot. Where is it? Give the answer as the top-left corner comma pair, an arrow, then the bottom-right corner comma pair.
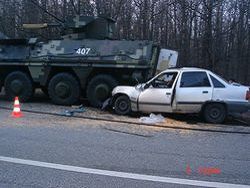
76,48 -> 91,55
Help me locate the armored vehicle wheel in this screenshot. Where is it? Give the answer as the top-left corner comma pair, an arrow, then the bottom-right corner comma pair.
114,95 -> 131,115
203,103 -> 226,124
87,75 -> 118,108
4,71 -> 33,102
48,73 -> 80,105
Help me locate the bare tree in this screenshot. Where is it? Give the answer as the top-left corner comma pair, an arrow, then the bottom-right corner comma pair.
0,0 -> 249,84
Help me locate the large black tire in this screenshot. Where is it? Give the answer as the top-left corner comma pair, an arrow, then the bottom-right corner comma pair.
203,103 -> 226,124
4,71 -> 33,102
87,75 -> 118,107
48,73 -> 80,105
114,95 -> 131,115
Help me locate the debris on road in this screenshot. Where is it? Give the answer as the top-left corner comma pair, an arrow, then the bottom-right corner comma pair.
62,105 -> 86,117
139,113 -> 165,124
101,98 -> 111,110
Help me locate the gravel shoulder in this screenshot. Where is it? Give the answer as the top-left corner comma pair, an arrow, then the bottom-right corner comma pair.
0,90 -> 249,134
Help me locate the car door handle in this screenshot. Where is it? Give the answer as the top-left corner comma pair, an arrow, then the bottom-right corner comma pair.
166,92 -> 171,95
202,91 -> 208,94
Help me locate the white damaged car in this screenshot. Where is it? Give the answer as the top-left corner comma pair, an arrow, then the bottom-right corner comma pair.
111,67 -> 250,123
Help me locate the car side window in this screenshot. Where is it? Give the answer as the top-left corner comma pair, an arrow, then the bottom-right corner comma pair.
210,75 -> 225,88
153,72 -> 178,88
180,71 -> 211,87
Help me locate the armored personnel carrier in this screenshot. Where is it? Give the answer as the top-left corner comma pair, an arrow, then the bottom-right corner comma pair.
0,15 -> 178,107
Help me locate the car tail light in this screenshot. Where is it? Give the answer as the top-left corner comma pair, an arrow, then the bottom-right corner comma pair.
246,90 -> 250,100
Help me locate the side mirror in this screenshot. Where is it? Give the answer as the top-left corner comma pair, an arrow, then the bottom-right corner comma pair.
151,80 -> 157,88
144,83 -> 150,89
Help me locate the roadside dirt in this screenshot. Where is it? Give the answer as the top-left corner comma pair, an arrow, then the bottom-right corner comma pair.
0,90 -> 249,135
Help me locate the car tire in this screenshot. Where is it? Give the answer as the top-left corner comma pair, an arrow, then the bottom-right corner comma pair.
114,95 -> 131,115
87,75 -> 118,108
48,73 -> 80,105
4,71 -> 33,102
203,103 -> 226,124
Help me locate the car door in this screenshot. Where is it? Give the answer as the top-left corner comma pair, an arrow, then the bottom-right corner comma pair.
175,71 -> 213,113
138,71 -> 178,113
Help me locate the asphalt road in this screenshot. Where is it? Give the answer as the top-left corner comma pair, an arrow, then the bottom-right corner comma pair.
0,109 -> 250,188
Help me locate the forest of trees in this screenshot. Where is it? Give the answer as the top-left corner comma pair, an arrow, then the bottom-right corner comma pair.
0,0 -> 249,84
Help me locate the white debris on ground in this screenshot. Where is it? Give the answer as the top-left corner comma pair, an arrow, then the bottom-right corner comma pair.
139,113 -> 165,124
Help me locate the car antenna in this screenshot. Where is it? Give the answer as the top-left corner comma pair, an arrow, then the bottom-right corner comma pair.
29,0 -> 65,24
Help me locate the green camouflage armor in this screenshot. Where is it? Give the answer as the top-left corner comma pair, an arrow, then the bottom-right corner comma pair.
0,16 -> 161,107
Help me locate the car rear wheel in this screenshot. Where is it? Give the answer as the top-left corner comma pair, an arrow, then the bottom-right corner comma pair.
114,95 -> 131,115
203,103 -> 226,124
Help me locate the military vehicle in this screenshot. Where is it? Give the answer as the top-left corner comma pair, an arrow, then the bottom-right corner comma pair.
0,15 -> 178,107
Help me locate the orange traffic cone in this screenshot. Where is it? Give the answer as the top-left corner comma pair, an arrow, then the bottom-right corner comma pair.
12,97 -> 23,118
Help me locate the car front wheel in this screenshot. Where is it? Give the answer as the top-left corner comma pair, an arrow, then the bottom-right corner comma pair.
203,103 -> 226,124
114,95 -> 131,115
